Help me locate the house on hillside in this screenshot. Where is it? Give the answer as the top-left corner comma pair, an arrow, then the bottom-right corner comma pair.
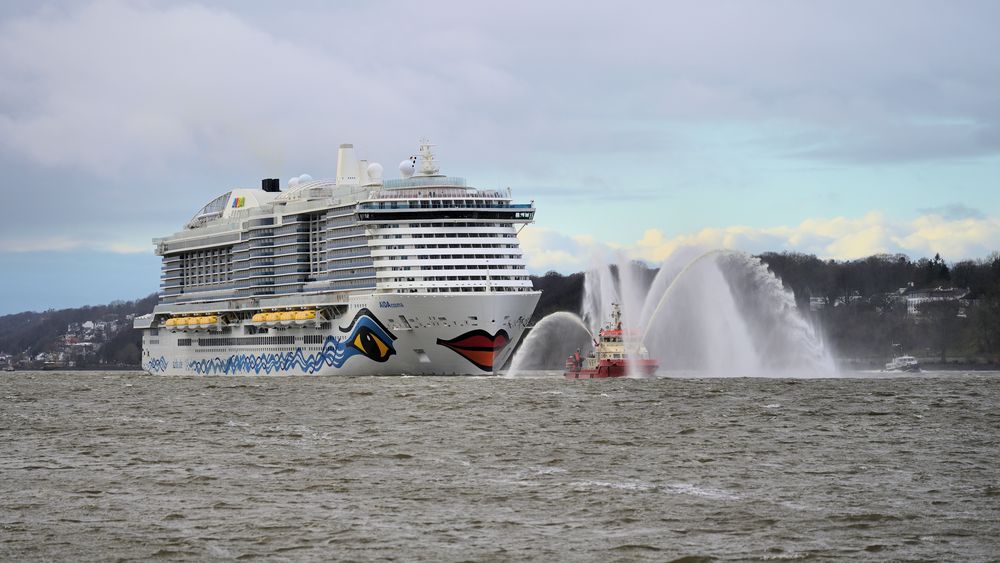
903,286 -> 971,317
809,292 -> 864,311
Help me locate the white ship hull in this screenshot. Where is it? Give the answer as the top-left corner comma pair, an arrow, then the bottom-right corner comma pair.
138,141 -> 541,376
140,292 -> 539,376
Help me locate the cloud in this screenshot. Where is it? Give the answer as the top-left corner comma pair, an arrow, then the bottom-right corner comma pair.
2,0 -> 999,175
522,212 -> 1000,271
0,236 -> 82,253
519,227 -> 601,271
1,1 -> 999,297
896,215 -> 1000,258
785,121 -> 1000,165
101,242 -> 150,254
917,203 -> 986,221
0,1 -> 414,173
0,235 -> 149,254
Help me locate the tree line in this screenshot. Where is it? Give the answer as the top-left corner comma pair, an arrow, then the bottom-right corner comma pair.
0,295 -> 156,367
529,252 -> 1000,364
3,251 -> 998,367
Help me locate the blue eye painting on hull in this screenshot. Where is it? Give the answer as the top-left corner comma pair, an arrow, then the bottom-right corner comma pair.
186,308 -> 397,375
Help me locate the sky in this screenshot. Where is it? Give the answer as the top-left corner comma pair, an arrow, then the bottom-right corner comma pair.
1,0 -> 999,313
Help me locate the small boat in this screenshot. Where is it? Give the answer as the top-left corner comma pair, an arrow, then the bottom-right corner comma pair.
564,303 -> 658,379
3,365 -> 14,372
884,355 -> 920,372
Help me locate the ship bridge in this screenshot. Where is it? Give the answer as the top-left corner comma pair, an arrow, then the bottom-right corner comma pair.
357,142 -> 535,295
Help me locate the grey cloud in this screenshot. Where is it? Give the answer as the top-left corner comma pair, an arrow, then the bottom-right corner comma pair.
917,203 -> 987,221
783,122 -> 1000,165
4,1 -> 1000,173
1,0 -> 1000,248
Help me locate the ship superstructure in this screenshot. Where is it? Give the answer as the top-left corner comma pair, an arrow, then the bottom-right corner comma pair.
135,141 -> 540,375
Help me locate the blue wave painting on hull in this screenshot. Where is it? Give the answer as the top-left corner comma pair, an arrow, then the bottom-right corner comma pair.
187,309 -> 397,375
147,356 -> 168,373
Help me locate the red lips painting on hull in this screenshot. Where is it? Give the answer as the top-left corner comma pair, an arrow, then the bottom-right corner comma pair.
436,329 -> 511,372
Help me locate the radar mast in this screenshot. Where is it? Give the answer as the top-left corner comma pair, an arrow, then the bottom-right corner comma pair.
416,139 -> 440,176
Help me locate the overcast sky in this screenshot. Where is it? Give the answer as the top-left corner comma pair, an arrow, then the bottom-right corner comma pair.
1,0 -> 999,313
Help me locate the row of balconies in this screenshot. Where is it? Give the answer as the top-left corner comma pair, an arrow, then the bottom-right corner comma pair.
241,246 -> 310,258
327,239 -> 367,250
232,267 -> 312,281
359,200 -> 528,210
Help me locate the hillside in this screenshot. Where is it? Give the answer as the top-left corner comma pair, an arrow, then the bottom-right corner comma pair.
0,295 -> 156,368
2,252 -> 999,369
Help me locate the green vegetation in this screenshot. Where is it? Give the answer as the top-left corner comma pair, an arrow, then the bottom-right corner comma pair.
759,252 -> 1000,362
530,252 -> 1000,365
0,295 -> 155,368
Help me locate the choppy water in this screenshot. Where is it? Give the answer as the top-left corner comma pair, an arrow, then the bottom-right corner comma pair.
2,371 -> 999,561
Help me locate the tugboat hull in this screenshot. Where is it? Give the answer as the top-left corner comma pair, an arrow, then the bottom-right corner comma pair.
563,303 -> 658,380
564,359 -> 658,379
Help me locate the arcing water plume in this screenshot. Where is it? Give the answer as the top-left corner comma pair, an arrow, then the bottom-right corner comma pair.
638,246 -> 709,329
506,312 -> 593,377
581,252 -> 655,337
641,250 -> 835,375
515,247 -> 837,377
581,257 -> 619,336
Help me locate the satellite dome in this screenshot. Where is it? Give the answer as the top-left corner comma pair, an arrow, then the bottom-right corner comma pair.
298,174 -> 312,183
288,177 -> 300,187
399,158 -> 415,179
367,162 -> 383,180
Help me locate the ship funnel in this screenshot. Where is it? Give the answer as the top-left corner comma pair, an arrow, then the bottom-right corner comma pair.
336,143 -> 359,185
358,159 -> 370,186
261,178 -> 280,192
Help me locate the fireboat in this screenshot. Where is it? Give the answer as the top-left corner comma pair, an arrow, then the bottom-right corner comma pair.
564,303 -> 658,379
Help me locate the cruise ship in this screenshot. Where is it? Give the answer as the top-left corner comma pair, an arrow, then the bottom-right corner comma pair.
134,141 -> 540,376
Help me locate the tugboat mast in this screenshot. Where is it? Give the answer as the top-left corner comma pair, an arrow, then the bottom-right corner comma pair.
609,303 -> 622,332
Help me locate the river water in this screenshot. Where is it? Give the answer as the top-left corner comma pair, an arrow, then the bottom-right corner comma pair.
2,371 -> 998,561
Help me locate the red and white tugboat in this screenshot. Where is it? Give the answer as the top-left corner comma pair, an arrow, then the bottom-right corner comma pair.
564,303 -> 658,379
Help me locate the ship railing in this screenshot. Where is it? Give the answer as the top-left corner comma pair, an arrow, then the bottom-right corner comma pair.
320,271 -> 375,282
232,270 -> 276,280
327,240 -> 368,250
158,231 -> 241,253
242,231 -> 275,241
367,187 -> 512,200
382,177 -> 468,189
358,201 -> 531,210
322,250 -> 369,260
322,259 -> 373,270
273,257 -> 311,266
